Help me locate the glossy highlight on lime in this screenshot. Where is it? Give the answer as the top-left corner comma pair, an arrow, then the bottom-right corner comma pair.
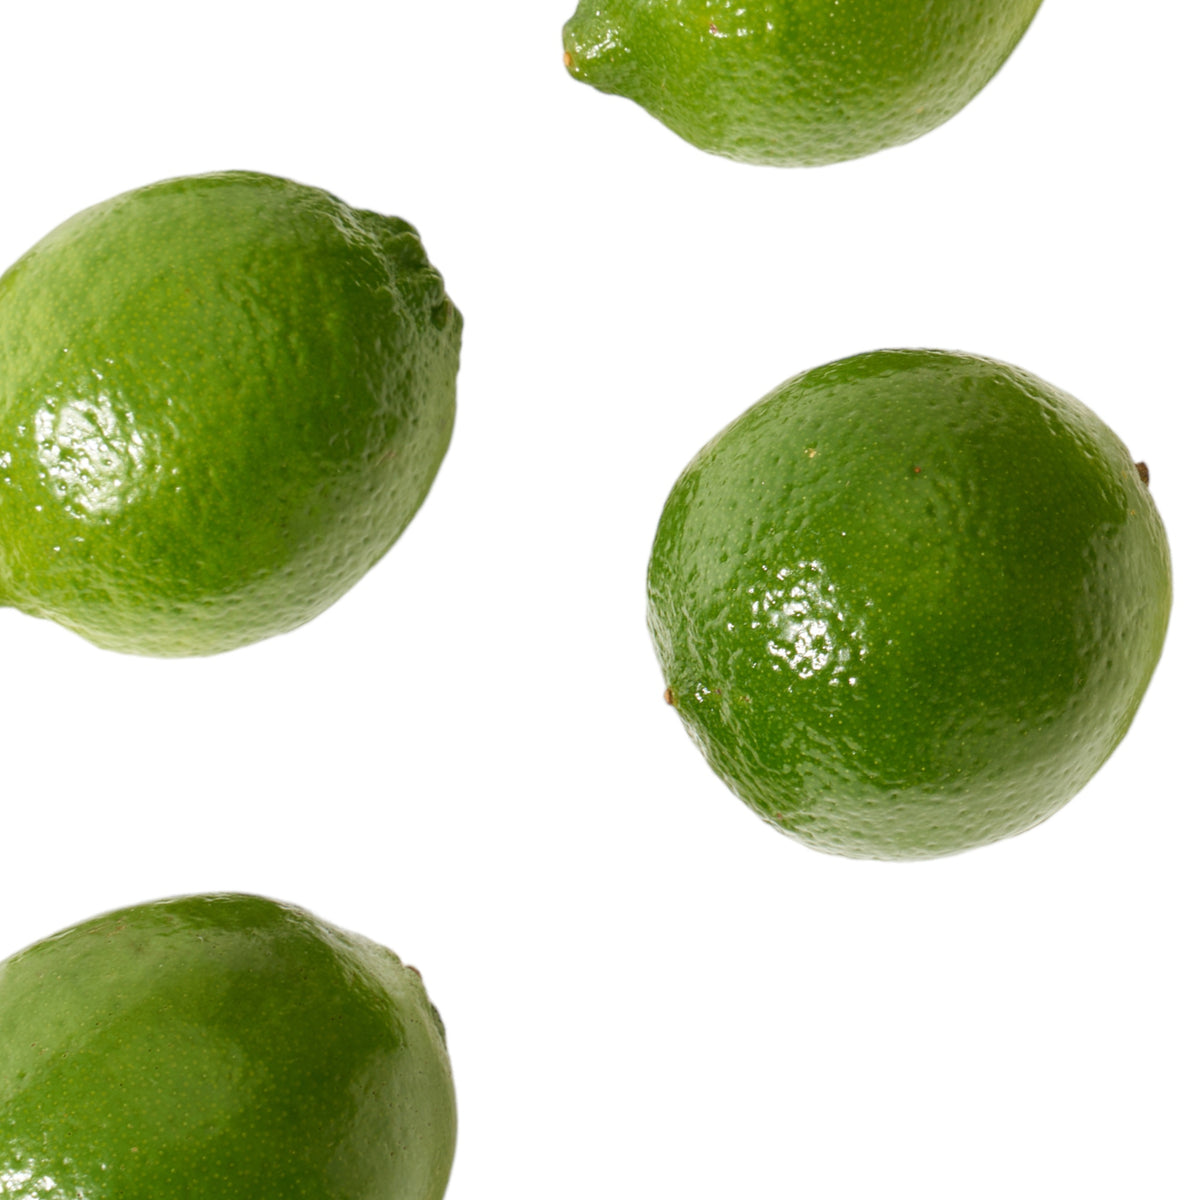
647,349 -> 1171,859
0,170 -> 461,655
563,0 -> 1043,166
0,893 -> 456,1200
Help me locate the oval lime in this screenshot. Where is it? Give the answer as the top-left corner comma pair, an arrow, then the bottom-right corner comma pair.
564,0 -> 1043,166
0,892 -> 455,1200
0,171 -> 461,655
647,349 -> 1171,859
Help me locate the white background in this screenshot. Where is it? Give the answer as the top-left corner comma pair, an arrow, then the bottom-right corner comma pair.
0,3 -> 1196,1197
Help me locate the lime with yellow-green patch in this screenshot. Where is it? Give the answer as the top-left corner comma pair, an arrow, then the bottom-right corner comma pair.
0,893 -> 456,1200
0,171 -> 460,656
647,349 -> 1171,859
563,0 -> 1043,166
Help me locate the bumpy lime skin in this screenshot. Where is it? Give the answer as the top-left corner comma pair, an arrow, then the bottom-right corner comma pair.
563,0 -> 1043,166
0,171 -> 460,655
0,893 -> 456,1200
647,350 -> 1172,859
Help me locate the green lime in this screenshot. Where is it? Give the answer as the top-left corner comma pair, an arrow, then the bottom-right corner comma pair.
563,0 -> 1043,166
647,350 -> 1171,859
0,893 -> 455,1200
0,171 -> 460,656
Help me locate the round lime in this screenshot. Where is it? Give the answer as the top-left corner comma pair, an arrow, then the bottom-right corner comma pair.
0,171 -> 461,655
563,0 -> 1043,166
647,349 -> 1172,859
0,893 -> 455,1200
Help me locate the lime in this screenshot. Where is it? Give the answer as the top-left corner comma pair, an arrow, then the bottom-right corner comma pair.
563,0 -> 1043,166
0,893 -> 456,1200
647,350 -> 1172,859
0,171 -> 460,656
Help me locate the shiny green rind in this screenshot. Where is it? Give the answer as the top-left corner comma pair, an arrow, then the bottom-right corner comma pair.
0,893 -> 456,1200
647,350 -> 1172,859
0,171 -> 461,655
563,0 -> 1043,166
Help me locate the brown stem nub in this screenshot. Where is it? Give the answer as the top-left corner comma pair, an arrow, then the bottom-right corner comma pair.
664,687 -> 677,707
1136,461 -> 1150,485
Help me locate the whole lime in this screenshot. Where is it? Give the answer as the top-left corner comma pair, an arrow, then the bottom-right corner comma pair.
647,350 -> 1171,859
0,893 -> 456,1200
0,171 -> 460,655
563,0 -> 1043,166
